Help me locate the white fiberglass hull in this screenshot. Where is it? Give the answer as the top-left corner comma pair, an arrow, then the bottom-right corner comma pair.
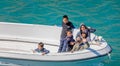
0,22 -> 112,61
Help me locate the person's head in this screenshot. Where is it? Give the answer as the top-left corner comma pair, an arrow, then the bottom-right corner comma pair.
81,32 -> 87,38
38,42 -> 44,50
63,15 -> 69,24
80,24 -> 87,31
66,30 -> 72,37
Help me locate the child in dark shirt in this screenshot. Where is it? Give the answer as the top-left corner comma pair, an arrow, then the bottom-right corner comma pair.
59,31 -> 74,52
58,15 -> 75,52
33,42 -> 50,55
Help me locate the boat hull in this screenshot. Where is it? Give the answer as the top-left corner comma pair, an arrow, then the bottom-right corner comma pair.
0,22 -> 112,61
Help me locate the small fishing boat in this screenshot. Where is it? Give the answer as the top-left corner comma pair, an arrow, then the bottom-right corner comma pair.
0,22 -> 112,61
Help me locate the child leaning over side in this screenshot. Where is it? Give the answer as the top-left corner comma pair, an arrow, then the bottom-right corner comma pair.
33,42 -> 50,55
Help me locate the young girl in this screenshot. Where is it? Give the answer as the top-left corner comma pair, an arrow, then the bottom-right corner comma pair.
71,37 -> 82,52
76,24 -> 90,41
80,32 -> 90,49
71,32 -> 90,52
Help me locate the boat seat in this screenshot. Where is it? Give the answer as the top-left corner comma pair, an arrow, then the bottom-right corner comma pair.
0,35 -> 60,46
0,47 -> 30,52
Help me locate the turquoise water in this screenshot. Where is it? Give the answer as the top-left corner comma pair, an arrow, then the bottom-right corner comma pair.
0,0 -> 120,66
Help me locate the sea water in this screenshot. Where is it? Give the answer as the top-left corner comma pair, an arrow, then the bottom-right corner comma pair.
0,0 -> 120,66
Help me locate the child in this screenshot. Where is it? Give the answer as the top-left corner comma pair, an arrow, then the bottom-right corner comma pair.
76,23 -> 96,41
76,24 -> 90,41
80,32 -> 90,49
58,15 -> 75,52
60,15 -> 75,39
71,32 -> 90,53
33,42 -> 50,55
71,37 -> 82,52
59,31 -> 74,52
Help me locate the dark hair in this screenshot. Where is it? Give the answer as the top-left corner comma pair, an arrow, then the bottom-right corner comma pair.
66,30 -> 72,34
80,24 -> 88,30
63,15 -> 68,19
38,42 -> 44,47
81,32 -> 87,38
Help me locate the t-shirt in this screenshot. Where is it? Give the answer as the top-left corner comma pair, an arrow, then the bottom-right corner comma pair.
35,48 -> 50,54
60,21 -> 75,39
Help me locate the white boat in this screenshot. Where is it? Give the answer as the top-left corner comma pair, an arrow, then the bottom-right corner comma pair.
0,22 -> 112,61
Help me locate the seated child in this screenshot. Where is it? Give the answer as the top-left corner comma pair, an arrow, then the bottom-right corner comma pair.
59,30 -> 74,52
80,32 -> 90,49
33,42 -> 50,55
71,32 -> 90,53
71,37 -> 82,52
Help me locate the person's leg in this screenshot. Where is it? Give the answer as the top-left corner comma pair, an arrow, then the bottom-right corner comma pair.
74,44 -> 80,51
61,39 -> 69,52
71,44 -> 76,52
67,45 -> 72,51
58,39 -> 64,53
79,43 -> 84,50
83,42 -> 90,49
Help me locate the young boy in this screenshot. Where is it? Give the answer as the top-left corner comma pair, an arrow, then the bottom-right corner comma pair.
33,42 -> 50,55
58,15 -> 75,52
60,15 -> 75,39
59,31 -> 74,52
